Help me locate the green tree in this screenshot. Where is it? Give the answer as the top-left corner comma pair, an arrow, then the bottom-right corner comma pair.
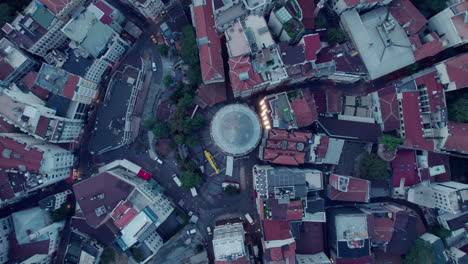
428,225 -> 452,239
185,135 -> 200,147
188,63 -> 202,86
50,204 -> 69,222
178,93 -> 195,110
158,44 -> 169,56
180,26 -> 199,66
100,248 -> 116,264
360,153 -> 389,180
174,134 -> 186,145
183,159 -> 199,172
328,28 -> 345,46
412,0 -> 446,14
224,185 -> 239,196
181,171 -> 203,188
131,247 -> 145,262
190,114 -> 205,130
379,135 -> 405,151
152,122 -> 170,138
196,244 -> 204,253
405,62 -> 420,75
403,238 -> 435,264
0,4 -> 14,28
143,117 -> 157,130
163,75 -> 174,87
448,98 -> 468,123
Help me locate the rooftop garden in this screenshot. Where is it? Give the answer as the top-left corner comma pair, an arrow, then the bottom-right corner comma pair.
283,18 -> 304,39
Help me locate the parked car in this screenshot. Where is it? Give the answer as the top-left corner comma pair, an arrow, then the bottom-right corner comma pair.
154,157 -> 163,164
206,226 -> 212,235
152,62 -> 157,72
187,228 -> 197,235
245,213 -> 254,225
190,187 -> 198,197
172,174 -> 182,187
150,35 -> 158,44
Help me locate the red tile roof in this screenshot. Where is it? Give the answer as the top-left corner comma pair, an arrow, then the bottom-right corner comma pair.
377,87 -> 399,132
336,255 -> 375,264
411,33 -> 444,61
444,53 -> 468,90
444,121 -> 468,154
1,24 -> 13,34
0,135 -> 43,173
35,116 -> 50,138
303,34 -> 321,61
193,0 -> 225,83
73,172 -> 135,228
312,89 -> 326,113
263,220 -> 292,241
8,233 -> 50,263
390,0 -> 427,36
94,1 -> 114,25
0,170 -> 16,201
37,0 -> 73,15
296,0 -> 315,29
261,129 -> 312,165
21,72 -> 50,100
111,201 -> 138,228
343,0 -> 360,5
0,118 -> 15,133
391,149 -> 419,187
0,56 -> 15,81
415,71 -> 446,113
228,56 -> 262,94
295,222 -> 324,254
196,82 -> 227,108
373,217 -> 394,243
427,152 -> 451,182
326,89 -> 343,113
328,173 -> 370,202
400,91 -> 435,151
215,256 -> 250,264
63,74 -> 80,99
316,135 -> 329,159
290,89 -> 318,127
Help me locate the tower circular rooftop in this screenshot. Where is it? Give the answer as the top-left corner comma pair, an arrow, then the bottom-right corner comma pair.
210,104 -> 262,157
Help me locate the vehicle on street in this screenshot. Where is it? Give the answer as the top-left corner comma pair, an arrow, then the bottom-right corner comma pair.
187,228 -> 197,235
188,211 -> 193,217
154,157 -> 163,164
172,174 -> 182,187
245,213 -> 254,225
152,62 -> 157,72
190,187 -> 198,197
150,35 -> 158,44
206,226 -> 212,235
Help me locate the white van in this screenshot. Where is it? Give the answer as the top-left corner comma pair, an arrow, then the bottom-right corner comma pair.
245,213 -> 254,225
186,228 -> 196,235
172,174 -> 182,187
190,187 -> 198,197
152,62 -> 157,71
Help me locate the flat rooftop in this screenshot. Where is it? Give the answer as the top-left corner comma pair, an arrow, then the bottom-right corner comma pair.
341,8 -> 415,80
213,223 -> 246,261
226,22 -> 250,57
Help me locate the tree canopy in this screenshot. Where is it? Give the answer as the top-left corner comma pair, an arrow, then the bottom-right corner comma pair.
360,153 -> 389,180
180,26 -> 202,85
411,0 -> 446,15
181,171 -> 203,188
448,98 -> 468,123
158,44 -> 169,56
50,203 -> 71,222
428,225 -> 452,239
224,185 -> 239,196
328,28 -> 345,46
379,135 -> 405,151
100,248 -> 116,264
163,75 -> 174,87
152,122 -> 170,139
403,238 -> 434,264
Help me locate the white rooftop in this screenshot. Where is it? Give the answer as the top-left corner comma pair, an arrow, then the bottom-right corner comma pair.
335,214 -> 368,241
0,38 -> 27,68
244,15 -> 275,50
226,22 -> 251,57
212,223 -> 246,261
340,8 -> 415,80
120,210 -> 154,248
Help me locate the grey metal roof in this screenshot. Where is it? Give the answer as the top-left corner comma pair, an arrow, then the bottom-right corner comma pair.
340,8 -> 415,80
323,138 -> 345,165
11,207 -> 49,244
210,104 -> 262,156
